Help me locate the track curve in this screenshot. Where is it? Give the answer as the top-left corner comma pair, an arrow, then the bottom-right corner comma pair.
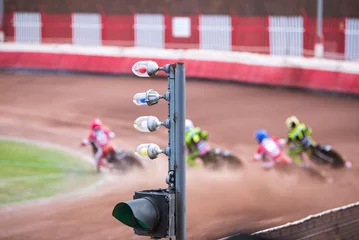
0,72 -> 358,240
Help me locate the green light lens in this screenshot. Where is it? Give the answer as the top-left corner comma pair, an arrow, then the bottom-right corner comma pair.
112,203 -> 137,228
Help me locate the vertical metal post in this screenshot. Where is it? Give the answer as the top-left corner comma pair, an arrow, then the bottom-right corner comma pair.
315,0 -> 324,58
168,65 -> 176,173
174,62 -> 186,240
0,0 -> 3,42
316,0 -> 323,38
0,0 -> 3,25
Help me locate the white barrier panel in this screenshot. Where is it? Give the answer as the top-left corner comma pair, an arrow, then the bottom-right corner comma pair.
134,14 -> 164,48
0,0 -> 3,26
199,15 -> 232,51
72,13 -> 102,46
172,17 -> 191,38
14,12 -> 42,44
269,16 -> 303,57
345,18 -> 359,61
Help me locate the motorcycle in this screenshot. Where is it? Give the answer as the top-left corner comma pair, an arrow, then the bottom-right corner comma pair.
255,139 -> 335,183
307,144 -> 348,169
91,142 -> 144,173
292,133 -> 350,169
195,139 -> 242,169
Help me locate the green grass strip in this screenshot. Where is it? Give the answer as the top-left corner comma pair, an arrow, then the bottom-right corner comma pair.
0,139 -> 101,205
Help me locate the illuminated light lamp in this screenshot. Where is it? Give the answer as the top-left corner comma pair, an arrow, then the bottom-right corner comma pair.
134,116 -> 161,132
135,143 -> 162,160
132,61 -> 159,78
132,89 -> 161,106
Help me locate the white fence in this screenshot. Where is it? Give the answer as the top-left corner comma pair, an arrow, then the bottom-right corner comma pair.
134,14 -> 165,48
345,18 -> 359,61
269,16 -> 304,56
0,0 -> 3,26
72,13 -> 102,46
199,15 -> 232,51
14,12 -> 42,43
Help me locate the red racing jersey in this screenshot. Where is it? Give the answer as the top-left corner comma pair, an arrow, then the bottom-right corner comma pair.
82,127 -> 115,150
253,137 -> 285,162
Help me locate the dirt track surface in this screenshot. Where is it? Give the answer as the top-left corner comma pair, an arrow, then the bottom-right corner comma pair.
0,72 -> 358,240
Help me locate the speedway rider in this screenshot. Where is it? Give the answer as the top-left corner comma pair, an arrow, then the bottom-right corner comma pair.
81,118 -> 115,171
252,129 -> 291,169
285,116 -> 314,166
285,115 -> 352,168
185,119 -> 209,168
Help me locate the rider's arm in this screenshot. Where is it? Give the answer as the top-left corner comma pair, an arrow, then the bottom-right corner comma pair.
109,132 -> 115,138
103,127 -> 115,139
192,133 -> 201,144
252,146 -> 263,162
273,137 -> 286,148
304,125 -> 312,135
286,136 -> 293,146
185,133 -> 200,168
81,138 -> 90,146
81,132 -> 94,146
200,130 -> 208,140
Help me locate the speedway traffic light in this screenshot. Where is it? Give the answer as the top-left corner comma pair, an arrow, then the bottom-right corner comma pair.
116,60 -> 186,239
112,189 -> 175,238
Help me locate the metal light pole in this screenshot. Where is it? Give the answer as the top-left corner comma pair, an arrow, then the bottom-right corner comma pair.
316,0 -> 323,39
315,0 -> 324,58
174,63 -> 186,240
0,0 -> 4,42
130,61 -> 186,239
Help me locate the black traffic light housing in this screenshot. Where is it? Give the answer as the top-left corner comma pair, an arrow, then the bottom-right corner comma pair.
112,188 -> 175,239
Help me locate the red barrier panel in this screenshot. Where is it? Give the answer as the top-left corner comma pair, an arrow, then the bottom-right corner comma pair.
303,17 -> 345,58
3,13 -> 14,42
232,16 -> 270,54
0,50 -> 358,95
42,13 -> 72,44
102,14 -> 134,47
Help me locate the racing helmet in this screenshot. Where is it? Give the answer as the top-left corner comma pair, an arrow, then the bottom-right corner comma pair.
185,119 -> 194,132
91,118 -> 103,130
255,129 -> 269,143
285,116 -> 299,129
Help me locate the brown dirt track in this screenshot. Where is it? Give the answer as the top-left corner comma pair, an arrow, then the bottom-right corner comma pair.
0,72 -> 358,240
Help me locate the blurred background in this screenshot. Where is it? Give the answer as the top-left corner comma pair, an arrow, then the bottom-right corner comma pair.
0,0 -> 358,240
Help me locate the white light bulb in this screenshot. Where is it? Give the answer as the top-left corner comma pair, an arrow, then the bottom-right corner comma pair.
135,144 -> 150,159
132,61 -> 150,77
134,116 -> 150,132
133,92 -> 147,106
135,143 -> 161,160
134,116 -> 161,132
132,60 -> 159,78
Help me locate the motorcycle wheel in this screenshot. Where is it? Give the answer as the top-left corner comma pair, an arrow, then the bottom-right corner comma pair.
200,150 -> 221,169
220,154 -> 242,168
312,145 -> 345,168
116,151 -> 144,169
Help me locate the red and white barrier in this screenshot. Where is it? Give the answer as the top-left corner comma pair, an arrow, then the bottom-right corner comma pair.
4,12 -> 359,60
0,43 -> 358,95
